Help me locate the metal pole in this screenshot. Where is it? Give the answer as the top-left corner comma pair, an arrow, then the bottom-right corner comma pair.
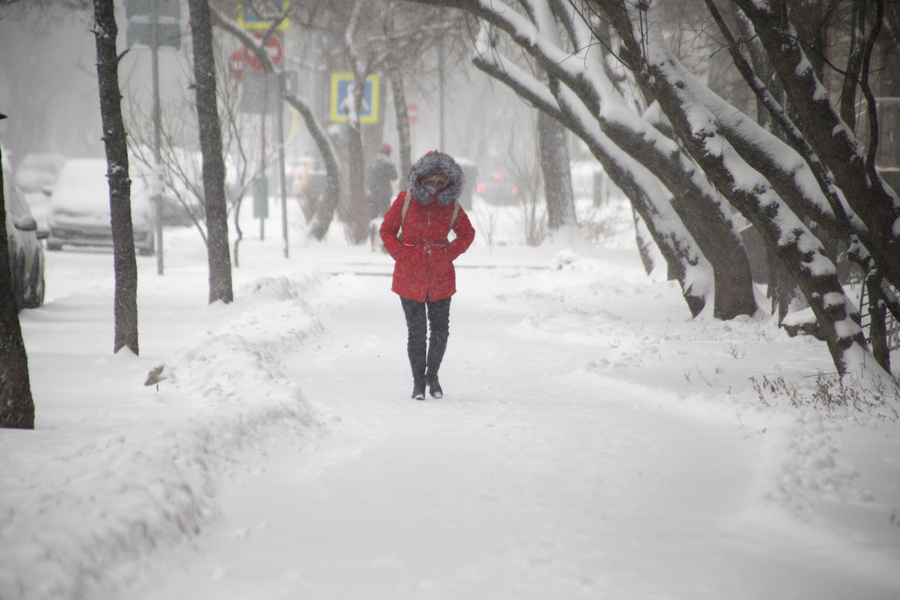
260,87 -> 267,241
277,72 -> 288,258
151,0 -> 164,275
439,36 -> 445,151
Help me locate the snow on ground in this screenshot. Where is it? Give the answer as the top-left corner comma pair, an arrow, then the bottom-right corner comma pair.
1,196 -> 899,600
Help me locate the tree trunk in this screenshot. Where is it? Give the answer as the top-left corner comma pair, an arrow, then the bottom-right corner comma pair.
605,0 -> 874,374
734,0 -> 900,292
866,272 -> 892,373
187,0 -> 233,304
466,7 -> 757,319
389,67 -> 412,184
471,55 -> 710,315
583,132 -> 711,317
346,73 -> 369,244
283,95 -> 342,241
767,246 -> 795,323
93,0 -> 139,354
537,110 -> 576,229
0,117 -> 35,430
633,210 -> 658,276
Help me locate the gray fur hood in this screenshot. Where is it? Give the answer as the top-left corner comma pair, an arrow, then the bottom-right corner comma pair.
407,151 -> 464,207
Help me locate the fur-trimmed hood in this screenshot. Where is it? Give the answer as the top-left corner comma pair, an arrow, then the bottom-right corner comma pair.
407,151 -> 464,207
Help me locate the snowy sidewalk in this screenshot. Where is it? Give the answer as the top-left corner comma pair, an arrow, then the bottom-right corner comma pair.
2,222 -> 898,600
135,253 -> 900,600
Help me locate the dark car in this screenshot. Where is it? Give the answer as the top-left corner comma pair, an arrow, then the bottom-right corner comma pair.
476,172 -> 520,206
3,171 -> 46,309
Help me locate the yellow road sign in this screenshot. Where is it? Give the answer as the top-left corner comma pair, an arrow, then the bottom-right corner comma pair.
236,1 -> 290,31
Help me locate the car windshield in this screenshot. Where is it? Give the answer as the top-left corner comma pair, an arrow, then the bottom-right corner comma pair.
53,160 -> 112,212
15,154 -> 65,190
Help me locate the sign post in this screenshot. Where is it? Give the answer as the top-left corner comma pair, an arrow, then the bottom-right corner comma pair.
236,3 -> 291,254
127,0 -> 182,276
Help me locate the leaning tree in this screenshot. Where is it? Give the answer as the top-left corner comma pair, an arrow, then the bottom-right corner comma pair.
406,0 -> 900,380
407,0 -> 758,320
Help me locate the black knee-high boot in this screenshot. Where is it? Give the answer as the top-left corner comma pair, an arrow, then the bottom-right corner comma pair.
425,297 -> 451,398
401,298 -> 427,399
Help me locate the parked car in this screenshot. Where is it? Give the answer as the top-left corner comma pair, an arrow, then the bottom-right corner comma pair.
46,158 -> 155,255
2,159 -> 46,309
476,172 -> 520,206
14,152 -> 66,193
13,152 -> 65,232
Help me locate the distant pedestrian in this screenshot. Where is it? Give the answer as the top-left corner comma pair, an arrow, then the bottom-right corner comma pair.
380,151 -> 476,400
367,143 -> 398,221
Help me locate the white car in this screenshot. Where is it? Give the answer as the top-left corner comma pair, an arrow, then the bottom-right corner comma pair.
14,152 -> 65,231
3,151 -> 46,309
46,158 -> 155,255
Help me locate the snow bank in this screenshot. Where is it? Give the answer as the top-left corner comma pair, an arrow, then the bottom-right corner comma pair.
0,275 -> 323,600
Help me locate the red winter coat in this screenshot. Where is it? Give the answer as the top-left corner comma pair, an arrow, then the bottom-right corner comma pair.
380,190 -> 475,302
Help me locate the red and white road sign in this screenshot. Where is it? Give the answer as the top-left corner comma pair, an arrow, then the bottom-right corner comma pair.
243,34 -> 283,73
228,49 -> 245,81
407,103 -> 419,124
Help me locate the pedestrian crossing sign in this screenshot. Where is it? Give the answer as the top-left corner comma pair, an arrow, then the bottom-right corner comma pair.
330,73 -> 380,124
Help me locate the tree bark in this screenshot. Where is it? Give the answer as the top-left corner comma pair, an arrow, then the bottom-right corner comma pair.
0,117 -> 35,430
346,72 -> 368,243
284,96 -> 343,241
188,0 -> 233,304
340,0 -> 371,245
866,273 -> 892,373
92,0 -> 139,354
839,0 -> 868,130
537,109 -> 576,229
388,66 -> 412,183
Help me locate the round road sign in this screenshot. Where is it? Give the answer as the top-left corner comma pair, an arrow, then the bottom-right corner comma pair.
243,34 -> 283,73
229,49 -> 245,81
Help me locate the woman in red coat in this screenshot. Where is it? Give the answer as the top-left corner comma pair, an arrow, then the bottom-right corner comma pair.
380,151 -> 476,400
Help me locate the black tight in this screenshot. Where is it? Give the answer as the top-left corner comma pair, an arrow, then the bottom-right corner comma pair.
400,296 -> 451,384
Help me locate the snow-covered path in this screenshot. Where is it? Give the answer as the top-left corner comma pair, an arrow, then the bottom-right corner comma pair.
4,204 -> 898,600
135,256 -> 896,600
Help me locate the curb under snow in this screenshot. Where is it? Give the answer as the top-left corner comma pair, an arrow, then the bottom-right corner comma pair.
0,276 -> 324,600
